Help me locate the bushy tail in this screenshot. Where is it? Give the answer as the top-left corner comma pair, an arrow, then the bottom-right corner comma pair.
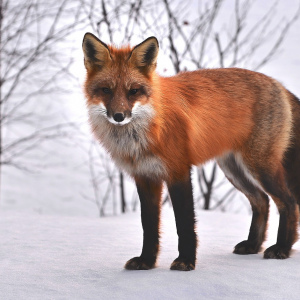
284,93 -> 300,206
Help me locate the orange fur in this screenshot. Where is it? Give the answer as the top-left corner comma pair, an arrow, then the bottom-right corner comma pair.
83,35 -> 292,183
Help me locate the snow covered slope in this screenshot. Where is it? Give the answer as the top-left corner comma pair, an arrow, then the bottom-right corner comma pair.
1,208 -> 299,300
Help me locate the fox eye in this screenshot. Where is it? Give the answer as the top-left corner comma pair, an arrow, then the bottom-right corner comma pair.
102,87 -> 111,94
129,89 -> 139,95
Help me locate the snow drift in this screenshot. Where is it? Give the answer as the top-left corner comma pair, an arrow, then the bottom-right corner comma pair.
1,208 -> 300,299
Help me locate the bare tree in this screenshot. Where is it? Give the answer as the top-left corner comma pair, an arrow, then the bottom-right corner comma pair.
0,0 -> 84,196
81,141 -> 119,216
80,0 -> 299,215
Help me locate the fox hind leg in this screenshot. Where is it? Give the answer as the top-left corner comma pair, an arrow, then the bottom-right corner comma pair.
218,153 -> 270,255
219,153 -> 299,259
234,190 -> 269,255
258,166 -> 299,259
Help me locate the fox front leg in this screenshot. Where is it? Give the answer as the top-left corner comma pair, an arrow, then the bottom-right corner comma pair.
167,169 -> 197,271
124,177 -> 162,270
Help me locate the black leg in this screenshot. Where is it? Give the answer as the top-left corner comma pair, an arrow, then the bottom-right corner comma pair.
218,154 -> 270,255
259,167 -> 299,259
263,198 -> 299,259
124,177 -> 162,270
234,192 -> 269,254
167,169 -> 197,271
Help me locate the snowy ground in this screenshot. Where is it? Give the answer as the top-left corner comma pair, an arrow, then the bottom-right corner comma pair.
1,207 -> 300,300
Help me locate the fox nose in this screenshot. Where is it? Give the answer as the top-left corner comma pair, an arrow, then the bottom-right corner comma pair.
113,113 -> 125,123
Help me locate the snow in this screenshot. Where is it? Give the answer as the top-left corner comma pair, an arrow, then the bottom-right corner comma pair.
1,208 -> 300,300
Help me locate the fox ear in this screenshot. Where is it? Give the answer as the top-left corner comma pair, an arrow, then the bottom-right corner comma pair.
82,32 -> 111,71
130,37 -> 159,73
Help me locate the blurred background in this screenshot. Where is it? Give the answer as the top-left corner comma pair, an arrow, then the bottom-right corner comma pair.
1,0 -> 300,217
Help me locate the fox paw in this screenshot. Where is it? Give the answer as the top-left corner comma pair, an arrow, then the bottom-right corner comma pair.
170,257 -> 195,271
233,240 -> 260,255
124,256 -> 155,270
263,245 -> 290,259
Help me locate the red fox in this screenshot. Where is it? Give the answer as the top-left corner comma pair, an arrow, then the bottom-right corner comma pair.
82,33 -> 300,271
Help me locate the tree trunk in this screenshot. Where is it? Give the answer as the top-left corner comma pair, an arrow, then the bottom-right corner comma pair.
120,171 -> 126,213
198,163 -> 217,210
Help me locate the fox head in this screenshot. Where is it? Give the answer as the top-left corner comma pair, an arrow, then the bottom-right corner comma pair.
82,33 -> 159,126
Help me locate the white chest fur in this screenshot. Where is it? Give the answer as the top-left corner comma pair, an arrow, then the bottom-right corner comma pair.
88,103 -> 167,179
